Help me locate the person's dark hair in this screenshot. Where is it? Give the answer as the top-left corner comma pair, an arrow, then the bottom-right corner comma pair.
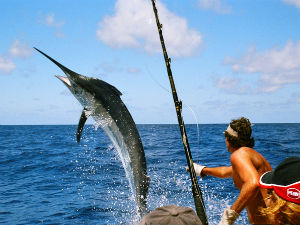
224,117 -> 254,148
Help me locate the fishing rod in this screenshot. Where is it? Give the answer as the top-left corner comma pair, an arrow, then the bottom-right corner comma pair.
150,1 -> 208,224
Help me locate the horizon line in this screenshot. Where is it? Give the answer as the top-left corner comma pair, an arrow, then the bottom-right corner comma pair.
1,122 -> 299,126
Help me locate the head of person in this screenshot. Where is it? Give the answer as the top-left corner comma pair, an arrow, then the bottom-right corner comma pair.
224,117 -> 254,150
259,156 -> 300,225
139,205 -> 203,225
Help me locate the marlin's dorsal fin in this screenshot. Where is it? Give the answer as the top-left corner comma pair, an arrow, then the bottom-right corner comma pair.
77,107 -> 91,143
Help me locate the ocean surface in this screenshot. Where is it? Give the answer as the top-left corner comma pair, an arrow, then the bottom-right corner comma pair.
0,124 -> 299,225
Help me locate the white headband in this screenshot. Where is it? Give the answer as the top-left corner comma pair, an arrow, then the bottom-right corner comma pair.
225,125 -> 238,137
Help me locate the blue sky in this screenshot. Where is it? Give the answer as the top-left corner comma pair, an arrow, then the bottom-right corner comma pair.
1,0 -> 299,125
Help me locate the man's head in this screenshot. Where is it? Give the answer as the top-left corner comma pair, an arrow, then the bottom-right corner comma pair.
224,117 -> 254,149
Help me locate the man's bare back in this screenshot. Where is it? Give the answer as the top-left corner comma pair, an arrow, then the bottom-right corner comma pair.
231,147 -> 272,224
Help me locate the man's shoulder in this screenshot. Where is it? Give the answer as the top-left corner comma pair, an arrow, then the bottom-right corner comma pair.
232,147 -> 255,155
230,147 -> 255,162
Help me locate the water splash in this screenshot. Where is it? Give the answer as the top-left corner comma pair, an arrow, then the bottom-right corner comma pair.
72,125 -> 250,224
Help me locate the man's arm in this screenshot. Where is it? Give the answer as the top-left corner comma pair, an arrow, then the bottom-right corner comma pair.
202,166 -> 232,178
230,149 -> 260,214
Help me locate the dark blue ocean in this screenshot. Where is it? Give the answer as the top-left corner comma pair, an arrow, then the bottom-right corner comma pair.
1,124 -> 299,225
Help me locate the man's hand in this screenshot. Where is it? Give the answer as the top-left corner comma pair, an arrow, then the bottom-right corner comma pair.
186,163 -> 207,177
219,208 -> 239,225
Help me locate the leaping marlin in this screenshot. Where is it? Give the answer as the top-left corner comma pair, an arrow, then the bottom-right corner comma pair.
35,48 -> 150,215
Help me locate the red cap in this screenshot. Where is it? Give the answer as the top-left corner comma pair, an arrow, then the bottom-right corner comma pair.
259,157 -> 300,204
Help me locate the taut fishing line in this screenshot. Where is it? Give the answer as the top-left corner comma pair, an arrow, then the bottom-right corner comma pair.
145,64 -> 201,165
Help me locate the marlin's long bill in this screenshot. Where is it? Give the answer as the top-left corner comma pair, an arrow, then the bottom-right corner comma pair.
34,47 -> 76,78
35,48 -> 150,216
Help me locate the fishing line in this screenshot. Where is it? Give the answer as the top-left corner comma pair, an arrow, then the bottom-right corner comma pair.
183,104 -> 201,163
145,63 -> 171,94
145,64 -> 201,162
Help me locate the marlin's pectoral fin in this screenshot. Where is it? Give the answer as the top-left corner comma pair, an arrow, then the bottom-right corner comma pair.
77,107 -> 91,143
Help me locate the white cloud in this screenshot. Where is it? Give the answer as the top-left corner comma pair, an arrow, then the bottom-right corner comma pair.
96,0 -> 202,57
282,0 -> 300,8
127,67 -> 140,74
214,76 -> 252,95
0,40 -> 33,74
0,55 -> 16,74
224,40 -> 300,92
42,13 -> 65,38
9,40 -> 33,58
215,77 -> 239,90
198,0 -> 232,14
44,13 -> 64,28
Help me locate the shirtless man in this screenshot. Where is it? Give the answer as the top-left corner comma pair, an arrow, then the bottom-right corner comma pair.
193,117 -> 272,224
